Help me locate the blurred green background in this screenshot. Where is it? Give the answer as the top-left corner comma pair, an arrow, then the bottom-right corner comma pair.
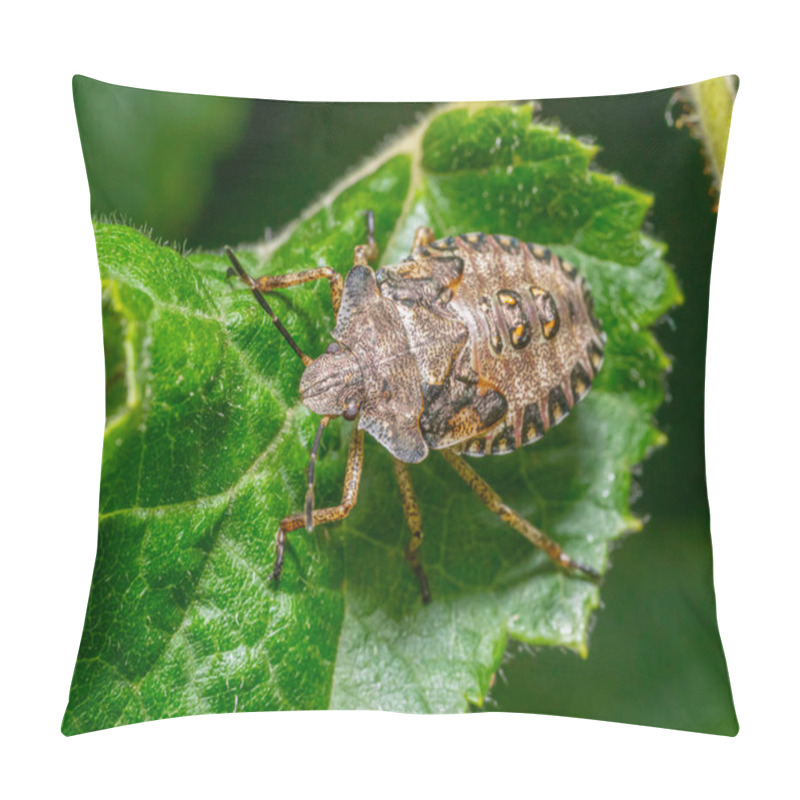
73,75 -> 737,734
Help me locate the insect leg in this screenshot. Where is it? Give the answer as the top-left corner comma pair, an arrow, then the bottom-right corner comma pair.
392,458 -> 432,604
411,225 -> 436,253
226,248 -> 344,317
254,268 -> 344,316
269,426 -> 365,584
225,247 -> 311,365
354,209 -> 379,266
439,449 -> 600,580
304,415 -> 331,531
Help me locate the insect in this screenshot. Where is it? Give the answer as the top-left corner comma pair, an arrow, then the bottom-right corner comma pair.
226,211 -> 605,603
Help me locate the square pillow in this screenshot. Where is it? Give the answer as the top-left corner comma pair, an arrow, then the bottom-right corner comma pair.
63,75 -> 738,735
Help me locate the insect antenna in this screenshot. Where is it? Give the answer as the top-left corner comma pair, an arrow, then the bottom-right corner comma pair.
305,415 -> 331,532
224,247 -> 311,366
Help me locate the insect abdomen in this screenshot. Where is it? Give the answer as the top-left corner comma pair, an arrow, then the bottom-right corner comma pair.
380,233 -> 604,457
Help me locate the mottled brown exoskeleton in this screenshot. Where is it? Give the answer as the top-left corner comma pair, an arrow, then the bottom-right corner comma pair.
226,211 -> 605,603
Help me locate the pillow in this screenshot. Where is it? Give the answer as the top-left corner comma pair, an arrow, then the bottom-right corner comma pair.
63,75 -> 738,735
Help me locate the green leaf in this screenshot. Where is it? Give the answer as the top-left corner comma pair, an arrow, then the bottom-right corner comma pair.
667,76 -> 737,205
64,105 -> 681,732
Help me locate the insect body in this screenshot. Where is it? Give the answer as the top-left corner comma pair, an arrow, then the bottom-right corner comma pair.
226,213 -> 604,603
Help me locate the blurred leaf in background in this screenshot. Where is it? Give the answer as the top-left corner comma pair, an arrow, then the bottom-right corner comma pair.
196,99 -> 434,247
74,77 -> 250,243
74,76 -> 432,248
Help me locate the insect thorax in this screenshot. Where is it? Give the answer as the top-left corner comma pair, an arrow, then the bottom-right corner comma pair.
310,265 -> 429,463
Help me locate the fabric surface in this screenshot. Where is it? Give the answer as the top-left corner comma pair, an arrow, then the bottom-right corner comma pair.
63,75 -> 738,735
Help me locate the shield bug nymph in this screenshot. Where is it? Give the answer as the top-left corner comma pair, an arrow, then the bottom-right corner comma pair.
226,211 -> 604,603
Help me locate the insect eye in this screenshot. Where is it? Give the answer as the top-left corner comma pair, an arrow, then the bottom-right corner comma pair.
326,342 -> 342,354
343,400 -> 360,421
